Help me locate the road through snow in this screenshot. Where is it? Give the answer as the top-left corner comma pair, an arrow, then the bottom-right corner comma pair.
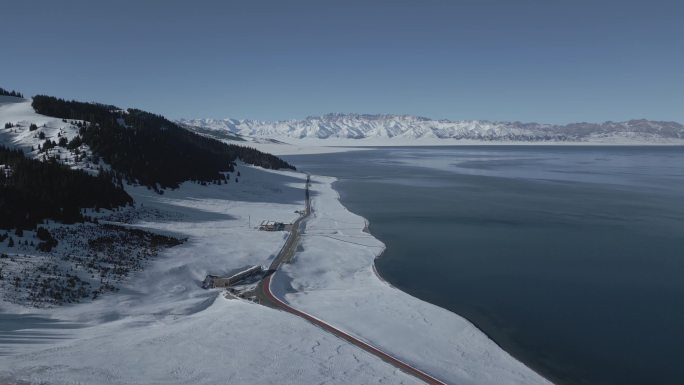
261,273 -> 448,385
258,175 -> 448,384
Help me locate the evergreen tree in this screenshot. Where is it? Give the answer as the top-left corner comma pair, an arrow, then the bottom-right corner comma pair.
32,95 -> 295,189
0,87 -> 24,98
0,146 -> 132,230
67,136 -> 82,150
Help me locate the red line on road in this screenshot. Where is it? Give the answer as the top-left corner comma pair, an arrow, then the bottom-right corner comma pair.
262,274 -> 448,385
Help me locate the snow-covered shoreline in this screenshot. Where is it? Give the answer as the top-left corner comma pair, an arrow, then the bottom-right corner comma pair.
273,174 -> 553,385
1,162 -> 551,385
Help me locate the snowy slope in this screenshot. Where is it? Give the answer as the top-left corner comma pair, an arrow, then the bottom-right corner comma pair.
3,299 -> 424,385
0,97 -> 103,174
0,165 -> 418,384
180,114 -> 684,144
0,165 -> 553,385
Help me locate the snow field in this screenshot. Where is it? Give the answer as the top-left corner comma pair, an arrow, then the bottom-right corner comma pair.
0,165 -> 421,384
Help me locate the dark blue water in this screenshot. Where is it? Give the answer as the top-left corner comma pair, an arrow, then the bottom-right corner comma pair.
284,146 -> 684,385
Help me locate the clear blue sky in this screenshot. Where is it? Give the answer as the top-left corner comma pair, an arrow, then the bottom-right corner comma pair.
3,0 -> 683,123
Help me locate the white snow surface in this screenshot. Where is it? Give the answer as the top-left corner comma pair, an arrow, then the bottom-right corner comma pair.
0,98 -> 102,173
0,162 -> 553,385
1,165 -> 422,384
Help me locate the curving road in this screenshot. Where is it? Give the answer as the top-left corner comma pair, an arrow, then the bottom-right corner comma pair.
256,175 -> 448,385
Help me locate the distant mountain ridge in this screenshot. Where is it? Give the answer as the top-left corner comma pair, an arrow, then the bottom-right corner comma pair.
179,114 -> 684,143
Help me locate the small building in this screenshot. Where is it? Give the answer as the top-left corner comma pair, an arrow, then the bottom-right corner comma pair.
202,265 -> 264,289
259,220 -> 286,231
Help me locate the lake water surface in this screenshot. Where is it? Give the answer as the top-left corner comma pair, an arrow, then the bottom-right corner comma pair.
283,146 -> 684,385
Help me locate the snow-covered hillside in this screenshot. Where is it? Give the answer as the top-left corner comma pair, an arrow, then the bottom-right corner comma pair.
1,165 -> 552,385
180,113 -> 684,144
0,96 -> 103,174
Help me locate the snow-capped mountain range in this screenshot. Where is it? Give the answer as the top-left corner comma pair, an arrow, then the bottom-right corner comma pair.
179,114 -> 684,144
